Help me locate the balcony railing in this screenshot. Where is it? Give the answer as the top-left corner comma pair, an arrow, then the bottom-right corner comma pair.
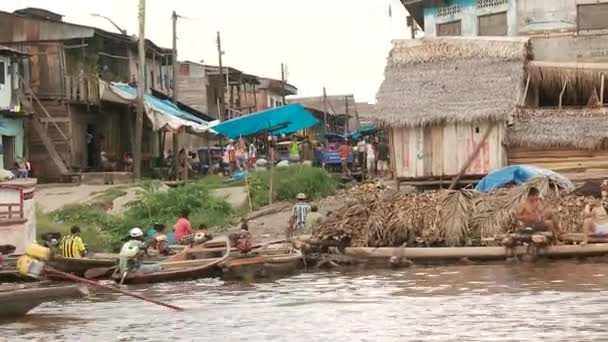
64,75 -> 100,104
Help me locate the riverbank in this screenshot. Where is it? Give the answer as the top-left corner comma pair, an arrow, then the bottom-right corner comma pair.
35,167 -> 345,251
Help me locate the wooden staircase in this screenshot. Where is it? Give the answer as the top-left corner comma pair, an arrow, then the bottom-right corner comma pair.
17,76 -> 70,176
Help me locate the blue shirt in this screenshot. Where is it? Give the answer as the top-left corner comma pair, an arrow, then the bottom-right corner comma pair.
146,228 -> 176,245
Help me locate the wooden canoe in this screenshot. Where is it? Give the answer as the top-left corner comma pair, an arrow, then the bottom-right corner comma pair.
48,253 -> 119,276
344,243 -> 608,262
112,236 -> 230,285
220,247 -> 303,280
0,284 -> 88,318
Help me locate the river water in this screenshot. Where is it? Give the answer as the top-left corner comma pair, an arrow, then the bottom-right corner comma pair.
4,261 -> 608,341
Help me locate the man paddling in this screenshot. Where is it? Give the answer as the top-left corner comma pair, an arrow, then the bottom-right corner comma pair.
515,187 -> 562,242
118,228 -> 161,276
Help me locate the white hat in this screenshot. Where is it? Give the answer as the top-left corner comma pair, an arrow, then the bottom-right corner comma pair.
129,227 -> 144,238
296,193 -> 307,200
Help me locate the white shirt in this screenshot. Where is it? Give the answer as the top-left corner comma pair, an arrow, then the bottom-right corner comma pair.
366,143 -> 375,160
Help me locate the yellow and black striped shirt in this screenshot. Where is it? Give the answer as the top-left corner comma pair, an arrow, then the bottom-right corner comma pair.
59,234 -> 86,258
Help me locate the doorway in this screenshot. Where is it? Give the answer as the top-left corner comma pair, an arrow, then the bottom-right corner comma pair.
86,124 -> 97,169
2,135 -> 15,170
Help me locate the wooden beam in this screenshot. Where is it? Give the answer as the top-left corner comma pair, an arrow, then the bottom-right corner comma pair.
559,79 -> 568,108
448,123 -> 495,190
601,73 -> 605,105
40,117 -> 71,123
521,74 -> 531,106
529,60 -> 608,71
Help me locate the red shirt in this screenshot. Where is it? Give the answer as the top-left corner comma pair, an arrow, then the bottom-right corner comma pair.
174,217 -> 192,242
339,144 -> 350,160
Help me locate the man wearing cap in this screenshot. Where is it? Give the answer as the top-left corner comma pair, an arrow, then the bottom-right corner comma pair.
118,227 -> 162,275
289,193 -> 312,237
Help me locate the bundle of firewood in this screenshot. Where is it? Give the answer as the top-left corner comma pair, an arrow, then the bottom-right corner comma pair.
312,177 -> 599,248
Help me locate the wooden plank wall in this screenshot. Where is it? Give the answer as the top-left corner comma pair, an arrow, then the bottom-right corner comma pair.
391,122 -> 506,178
508,148 -> 608,181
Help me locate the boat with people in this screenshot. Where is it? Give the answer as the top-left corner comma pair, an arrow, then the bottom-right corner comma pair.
112,236 -> 230,285
0,284 -> 88,318
221,246 -> 303,280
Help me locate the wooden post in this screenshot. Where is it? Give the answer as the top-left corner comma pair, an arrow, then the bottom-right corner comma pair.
448,123 -> 495,190
172,11 -> 178,101
173,132 -> 179,180
520,74 -> 531,106
322,87 -> 328,137
559,79 -> 568,108
344,96 -> 349,135
182,127 -> 188,182
133,0 -> 145,179
601,73 -> 605,105
281,63 -> 286,105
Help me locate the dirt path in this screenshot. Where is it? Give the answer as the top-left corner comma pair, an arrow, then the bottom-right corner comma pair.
37,184 -> 127,213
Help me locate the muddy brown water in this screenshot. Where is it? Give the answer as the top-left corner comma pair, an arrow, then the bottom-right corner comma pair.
4,261 -> 608,341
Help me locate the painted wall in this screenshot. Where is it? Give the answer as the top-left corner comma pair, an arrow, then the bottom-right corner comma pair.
391,122 -> 506,178
0,115 -> 23,170
516,0 -> 576,34
0,56 -> 11,110
423,0 -> 517,37
0,180 -> 36,254
532,34 -> 608,63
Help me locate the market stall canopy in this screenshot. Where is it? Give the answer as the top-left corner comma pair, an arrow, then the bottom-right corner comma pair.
475,165 -> 574,192
100,81 -> 218,135
212,104 -> 319,139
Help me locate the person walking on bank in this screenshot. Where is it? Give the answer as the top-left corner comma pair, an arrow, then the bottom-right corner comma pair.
366,140 -> 376,178
59,226 -> 88,258
339,139 -> 351,176
356,138 -> 367,170
288,193 -> 312,239
377,140 -> 390,178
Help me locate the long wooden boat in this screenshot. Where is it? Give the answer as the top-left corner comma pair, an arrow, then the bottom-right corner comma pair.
112,236 -> 230,285
0,285 -> 88,318
220,247 -> 303,280
49,253 -> 119,276
344,243 -> 608,262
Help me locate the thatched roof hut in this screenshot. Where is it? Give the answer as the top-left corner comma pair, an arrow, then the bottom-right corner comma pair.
373,37 -> 531,128
506,107 -> 608,150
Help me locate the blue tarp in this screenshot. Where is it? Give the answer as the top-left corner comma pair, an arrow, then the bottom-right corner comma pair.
212,104 -> 319,139
111,84 -> 208,125
475,165 -> 574,192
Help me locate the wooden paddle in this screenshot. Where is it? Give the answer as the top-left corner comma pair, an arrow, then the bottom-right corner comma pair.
45,267 -> 184,311
84,265 -> 118,279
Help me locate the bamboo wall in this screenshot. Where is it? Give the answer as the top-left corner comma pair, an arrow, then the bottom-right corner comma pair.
390,121 -> 506,179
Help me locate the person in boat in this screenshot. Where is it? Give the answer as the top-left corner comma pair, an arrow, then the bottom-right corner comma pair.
514,187 -> 562,241
59,226 -> 88,258
41,232 -> 62,249
581,199 -> 608,245
289,193 -> 312,234
118,228 -> 162,275
174,209 -> 193,245
234,222 -> 252,253
193,224 -> 213,245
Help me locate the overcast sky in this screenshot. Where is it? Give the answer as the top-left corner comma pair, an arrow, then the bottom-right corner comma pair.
1,0 -> 411,103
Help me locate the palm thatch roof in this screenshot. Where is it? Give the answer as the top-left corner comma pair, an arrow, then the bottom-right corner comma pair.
528,61 -> 608,101
506,107 -> 608,150
373,37 -> 531,128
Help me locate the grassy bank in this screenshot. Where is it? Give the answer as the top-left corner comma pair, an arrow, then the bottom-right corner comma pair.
247,166 -> 339,209
38,180 -> 234,251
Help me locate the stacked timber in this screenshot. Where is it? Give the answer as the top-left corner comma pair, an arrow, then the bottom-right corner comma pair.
508,149 -> 608,181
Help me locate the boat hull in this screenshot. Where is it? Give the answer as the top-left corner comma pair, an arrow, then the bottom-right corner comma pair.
0,285 -> 88,318
49,255 -> 118,276
221,250 -> 303,280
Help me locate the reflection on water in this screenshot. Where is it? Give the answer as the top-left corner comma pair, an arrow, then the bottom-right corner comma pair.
5,261 -> 608,341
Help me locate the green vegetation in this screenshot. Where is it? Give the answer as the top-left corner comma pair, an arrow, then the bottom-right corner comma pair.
38,180 -> 234,251
247,166 -> 338,209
